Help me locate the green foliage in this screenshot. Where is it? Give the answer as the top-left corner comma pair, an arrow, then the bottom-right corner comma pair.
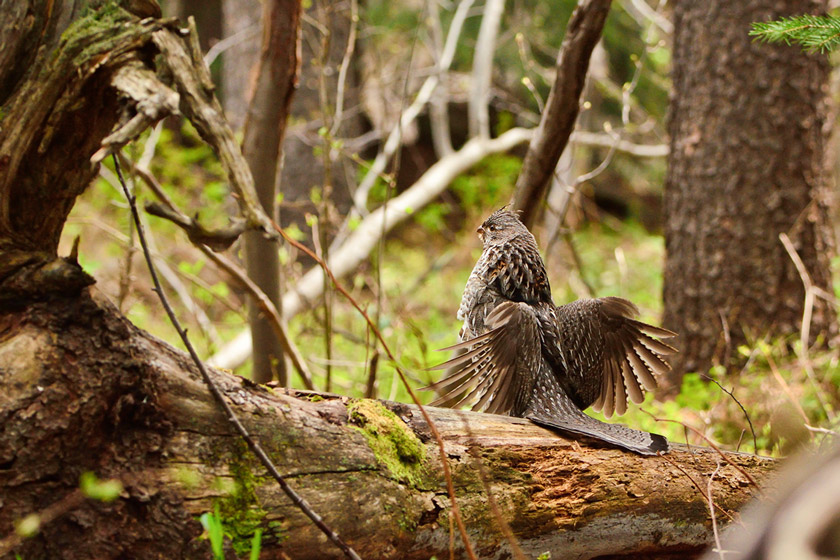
451,154 -> 521,214
199,505 -> 264,560
79,472 -> 122,502
199,506 -> 226,560
212,442 -> 274,557
751,14 -> 840,53
249,529 -> 263,560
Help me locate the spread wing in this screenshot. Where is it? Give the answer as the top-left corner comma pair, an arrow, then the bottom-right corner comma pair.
545,297 -> 677,418
424,301 -> 541,415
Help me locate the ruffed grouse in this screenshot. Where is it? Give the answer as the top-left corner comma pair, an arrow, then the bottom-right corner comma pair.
427,209 -> 675,455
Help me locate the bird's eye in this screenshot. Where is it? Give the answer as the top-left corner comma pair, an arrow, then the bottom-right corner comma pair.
488,224 -> 497,232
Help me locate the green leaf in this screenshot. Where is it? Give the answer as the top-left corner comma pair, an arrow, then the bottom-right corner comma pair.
200,505 -> 226,560
249,528 -> 263,560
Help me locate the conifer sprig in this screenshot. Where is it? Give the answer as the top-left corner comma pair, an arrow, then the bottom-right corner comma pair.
750,14 -> 840,53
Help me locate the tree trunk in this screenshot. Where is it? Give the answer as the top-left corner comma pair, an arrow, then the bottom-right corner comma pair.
240,0 -> 302,384
0,293 -> 776,559
662,0 -> 837,384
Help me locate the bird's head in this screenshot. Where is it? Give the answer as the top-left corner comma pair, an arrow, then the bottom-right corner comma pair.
476,208 -> 529,245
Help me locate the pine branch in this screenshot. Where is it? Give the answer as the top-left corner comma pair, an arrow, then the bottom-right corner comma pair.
750,14 -> 840,53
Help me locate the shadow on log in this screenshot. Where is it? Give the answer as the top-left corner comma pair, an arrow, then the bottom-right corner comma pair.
0,292 -> 776,559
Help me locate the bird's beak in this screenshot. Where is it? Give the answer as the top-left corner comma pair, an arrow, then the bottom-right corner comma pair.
476,225 -> 485,242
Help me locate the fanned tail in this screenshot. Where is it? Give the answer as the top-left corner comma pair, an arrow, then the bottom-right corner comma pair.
525,370 -> 669,456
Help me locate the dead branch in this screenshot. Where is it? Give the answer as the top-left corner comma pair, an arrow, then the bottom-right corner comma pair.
469,0 -> 505,138
512,0 -> 613,228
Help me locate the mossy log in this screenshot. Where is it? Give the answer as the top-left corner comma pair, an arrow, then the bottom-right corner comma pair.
0,292 -> 777,560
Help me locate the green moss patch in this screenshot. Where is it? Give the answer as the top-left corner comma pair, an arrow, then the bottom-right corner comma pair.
211,440 -> 284,555
347,400 -> 427,487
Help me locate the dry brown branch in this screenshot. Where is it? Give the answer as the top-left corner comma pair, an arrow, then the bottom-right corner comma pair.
512,0 -> 613,228
707,460 -> 725,560
469,0 -> 505,138
0,489 -> 86,556
779,232 -> 834,421
346,0 -> 476,216
150,23 -> 275,234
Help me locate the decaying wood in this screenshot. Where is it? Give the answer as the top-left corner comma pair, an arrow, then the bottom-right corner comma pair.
0,293 -> 776,559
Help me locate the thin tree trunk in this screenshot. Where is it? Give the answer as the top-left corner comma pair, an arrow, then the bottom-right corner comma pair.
662,0 -> 837,385
241,0 -> 302,384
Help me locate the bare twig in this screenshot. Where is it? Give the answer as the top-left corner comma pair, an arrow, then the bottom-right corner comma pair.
145,201 -> 246,252
201,249 -> 315,390
427,1 -> 454,157
459,411 -> 527,560
132,166 -> 314,389
763,348 -> 809,423
779,232 -> 834,421
699,373 -> 758,454
345,0 -> 476,216
624,0 -> 673,35
514,33 -> 545,112
111,156 -> 358,558
805,424 -> 839,436
657,453 -> 736,524
272,224 -> 478,560
570,130 -> 668,156
468,447 -> 527,560
152,24 -> 276,234
0,489 -> 86,556
469,0 -> 505,138
645,412 -> 762,491
707,460 -> 725,560
204,24 -> 260,67
330,0 -> 358,137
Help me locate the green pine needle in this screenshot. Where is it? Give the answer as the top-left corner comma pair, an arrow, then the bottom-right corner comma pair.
750,14 -> 840,53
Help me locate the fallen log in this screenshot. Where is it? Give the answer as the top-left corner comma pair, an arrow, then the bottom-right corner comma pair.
0,292 -> 776,559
